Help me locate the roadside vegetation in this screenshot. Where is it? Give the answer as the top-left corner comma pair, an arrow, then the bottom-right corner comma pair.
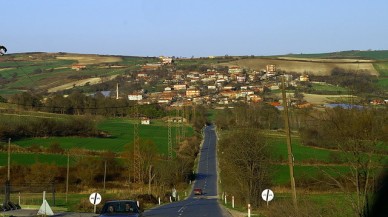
215,103 -> 388,217
0,103 -> 208,210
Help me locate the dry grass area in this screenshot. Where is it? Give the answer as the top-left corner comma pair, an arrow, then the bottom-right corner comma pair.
47,75 -> 118,93
299,93 -> 356,105
221,58 -> 378,76
56,54 -> 122,65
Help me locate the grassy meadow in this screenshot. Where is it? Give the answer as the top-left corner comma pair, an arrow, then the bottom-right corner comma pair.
0,117 -> 194,167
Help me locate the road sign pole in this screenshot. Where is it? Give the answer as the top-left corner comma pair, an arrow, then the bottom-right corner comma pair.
89,192 -> 102,213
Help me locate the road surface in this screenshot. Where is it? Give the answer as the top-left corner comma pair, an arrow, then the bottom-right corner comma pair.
143,125 -> 231,217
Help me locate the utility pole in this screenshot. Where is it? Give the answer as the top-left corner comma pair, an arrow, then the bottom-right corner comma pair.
7,138 -> 11,181
181,106 -> 186,139
133,104 -> 141,183
5,138 -> 11,203
66,151 -> 69,203
103,160 -> 107,190
176,108 -> 181,145
168,116 -> 173,160
116,83 -> 119,100
281,75 -> 297,209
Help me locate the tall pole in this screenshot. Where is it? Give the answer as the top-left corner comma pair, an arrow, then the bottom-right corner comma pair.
103,160 -> 107,190
5,138 -> 11,203
116,83 -> 119,100
7,138 -> 11,181
66,151 -> 69,203
168,116 -> 173,160
281,75 -> 297,209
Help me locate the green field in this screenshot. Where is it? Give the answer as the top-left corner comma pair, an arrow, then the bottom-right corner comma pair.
271,164 -> 350,186
13,118 -> 194,156
268,137 -> 335,163
311,83 -> 348,93
0,152 -> 70,166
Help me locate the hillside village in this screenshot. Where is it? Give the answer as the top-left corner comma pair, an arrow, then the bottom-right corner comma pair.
98,57 -> 314,109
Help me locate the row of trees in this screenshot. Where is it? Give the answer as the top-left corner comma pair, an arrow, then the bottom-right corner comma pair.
214,103 -> 282,130
0,114 -> 99,140
310,67 -> 382,95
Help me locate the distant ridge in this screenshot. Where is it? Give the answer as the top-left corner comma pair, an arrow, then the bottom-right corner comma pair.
279,50 -> 388,60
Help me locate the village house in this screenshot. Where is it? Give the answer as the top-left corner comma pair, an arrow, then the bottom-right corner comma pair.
228,66 -> 243,74
236,75 -> 246,83
248,94 -> 263,103
71,64 -> 86,71
128,93 -> 143,101
141,117 -> 150,125
299,74 -> 310,82
186,88 -> 201,97
220,90 -> 236,99
160,56 -> 173,65
137,72 -> 148,78
173,84 -> 187,90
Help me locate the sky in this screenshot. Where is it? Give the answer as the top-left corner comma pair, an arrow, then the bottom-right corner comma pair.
2,0 -> 388,57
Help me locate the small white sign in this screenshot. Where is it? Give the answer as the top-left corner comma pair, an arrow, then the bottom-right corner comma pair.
89,192 -> 102,205
261,189 -> 274,202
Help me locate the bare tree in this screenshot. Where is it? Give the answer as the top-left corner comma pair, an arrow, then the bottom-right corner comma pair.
303,107 -> 388,217
219,128 -> 271,207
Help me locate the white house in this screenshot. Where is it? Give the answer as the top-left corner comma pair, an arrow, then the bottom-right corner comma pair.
141,117 -> 150,125
128,94 -> 143,101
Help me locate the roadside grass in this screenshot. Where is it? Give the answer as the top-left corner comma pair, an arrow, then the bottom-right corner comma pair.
221,192 -> 355,217
9,192 -> 99,212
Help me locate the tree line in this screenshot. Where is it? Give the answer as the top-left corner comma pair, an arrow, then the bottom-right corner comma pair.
0,114 -> 99,140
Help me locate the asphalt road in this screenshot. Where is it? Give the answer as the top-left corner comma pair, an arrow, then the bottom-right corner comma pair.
1,125 -> 230,217
143,125 -> 231,217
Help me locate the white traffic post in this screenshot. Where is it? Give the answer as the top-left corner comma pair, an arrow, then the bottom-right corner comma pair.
158,197 -> 161,205
89,192 -> 102,214
232,196 -> 234,208
169,196 -> 172,203
261,189 -> 274,207
248,203 -> 251,217
224,193 -> 227,204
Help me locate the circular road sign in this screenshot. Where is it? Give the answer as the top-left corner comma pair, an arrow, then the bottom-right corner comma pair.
89,192 -> 102,205
261,189 -> 274,202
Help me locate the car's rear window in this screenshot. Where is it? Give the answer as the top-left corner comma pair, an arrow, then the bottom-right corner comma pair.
102,201 -> 138,214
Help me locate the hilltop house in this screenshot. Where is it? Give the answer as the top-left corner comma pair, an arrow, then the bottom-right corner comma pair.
71,64 -> 86,71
